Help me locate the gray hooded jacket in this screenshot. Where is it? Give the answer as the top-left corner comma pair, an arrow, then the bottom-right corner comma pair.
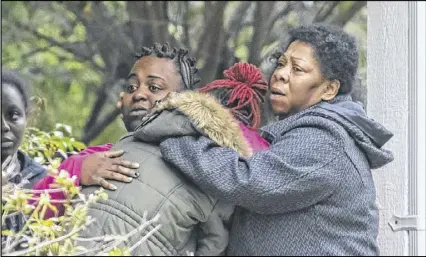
159,95 -> 394,256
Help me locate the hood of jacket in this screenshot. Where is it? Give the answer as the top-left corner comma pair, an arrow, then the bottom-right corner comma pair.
261,95 -> 394,169
133,91 -> 253,158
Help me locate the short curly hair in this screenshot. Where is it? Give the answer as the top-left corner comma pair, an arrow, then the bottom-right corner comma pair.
1,68 -> 30,112
134,43 -> 200,90
270,24 -> 359,95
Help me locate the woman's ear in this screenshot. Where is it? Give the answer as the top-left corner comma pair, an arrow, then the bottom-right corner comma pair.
321,80 -> 340,101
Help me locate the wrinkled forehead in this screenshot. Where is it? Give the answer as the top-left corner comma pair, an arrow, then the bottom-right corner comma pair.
282,40 -> 317,62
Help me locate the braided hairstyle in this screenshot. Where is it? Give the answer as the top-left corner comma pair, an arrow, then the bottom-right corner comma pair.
198,62 -> 267,129
134,43 -> 200,90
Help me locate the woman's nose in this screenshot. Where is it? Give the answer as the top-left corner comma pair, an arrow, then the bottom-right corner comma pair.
132,87 -> 149,102
1,114 -> 11,133
274,66 -> 290,84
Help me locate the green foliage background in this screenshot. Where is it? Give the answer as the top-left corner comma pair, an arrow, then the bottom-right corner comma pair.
1,1 -> 367,146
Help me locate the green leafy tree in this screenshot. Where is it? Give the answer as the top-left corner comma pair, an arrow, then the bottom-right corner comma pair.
20,124 -> 87,165
1,1 -> 367,144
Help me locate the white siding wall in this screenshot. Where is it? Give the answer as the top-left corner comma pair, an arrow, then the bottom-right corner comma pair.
368,1 -> 425,255
415,1 -> 425,256
367,2 -> 409,256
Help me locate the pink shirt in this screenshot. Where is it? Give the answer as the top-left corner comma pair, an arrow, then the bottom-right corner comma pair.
238,121 -> 270,152
32,144 -> 113,217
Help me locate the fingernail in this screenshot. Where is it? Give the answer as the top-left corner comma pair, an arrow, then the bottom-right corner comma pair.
127,177 -> 133,182
133,163 -> 140,168
111,185 -> 117,190
134,172 -> 140,178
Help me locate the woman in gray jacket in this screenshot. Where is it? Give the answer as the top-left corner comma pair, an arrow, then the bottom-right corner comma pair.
77,43 -> 263,256
156,24 -> 395,255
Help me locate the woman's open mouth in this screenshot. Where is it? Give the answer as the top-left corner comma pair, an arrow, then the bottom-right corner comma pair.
270,86 -> 286,96
271,91 -> 286,97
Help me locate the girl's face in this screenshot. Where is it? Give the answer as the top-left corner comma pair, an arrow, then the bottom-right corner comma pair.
1,83 -> 27,163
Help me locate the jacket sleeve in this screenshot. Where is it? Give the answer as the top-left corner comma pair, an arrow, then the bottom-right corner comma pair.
160,125 -> 348,215
31,143 -> 113,217
196,201 -> 234,256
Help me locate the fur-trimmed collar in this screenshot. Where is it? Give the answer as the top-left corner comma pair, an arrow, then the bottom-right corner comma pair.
133,91 -> 253,158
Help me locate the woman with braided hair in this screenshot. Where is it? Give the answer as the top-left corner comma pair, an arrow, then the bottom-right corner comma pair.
33,43 -> 272,255
32,43 -> 200,195
30,44 -> 195,221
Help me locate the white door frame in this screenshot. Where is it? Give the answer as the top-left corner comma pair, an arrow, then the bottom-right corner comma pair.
414,1 -> 425,256
367,1 -> 425,255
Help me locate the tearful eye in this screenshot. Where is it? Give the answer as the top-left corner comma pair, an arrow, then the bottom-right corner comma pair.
149,84 -> 161,92
293,66 -> 303,72
126,85 -> 137,93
